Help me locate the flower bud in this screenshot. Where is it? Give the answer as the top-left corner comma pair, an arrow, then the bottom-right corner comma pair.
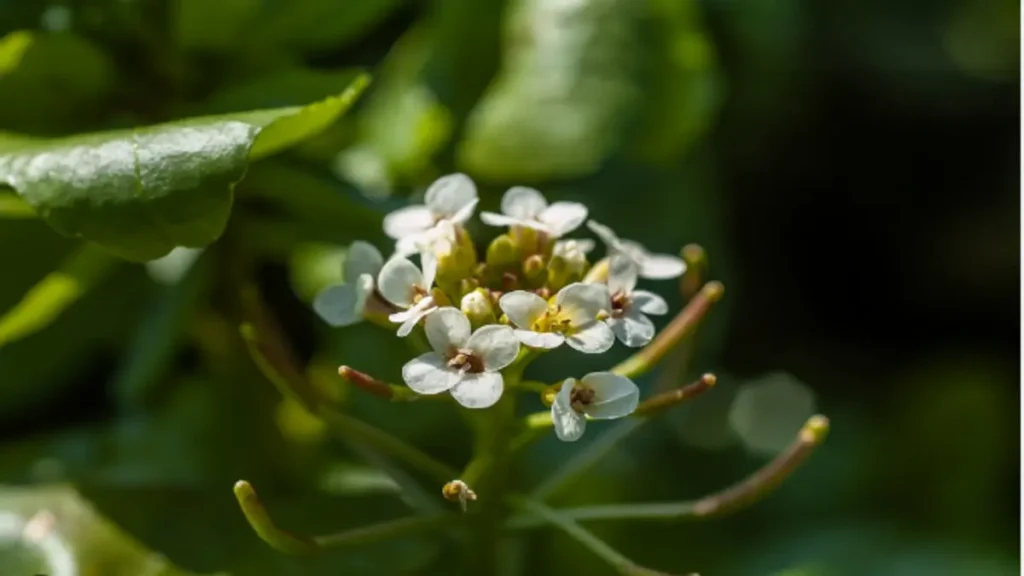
460,288 -> 497,328
522,254 -> 546,287
435,226 -> 478,294
552,239 -> 588,276
486,234 -> 520,271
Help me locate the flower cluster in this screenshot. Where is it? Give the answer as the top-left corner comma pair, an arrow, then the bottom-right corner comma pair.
315,173 -> 687,440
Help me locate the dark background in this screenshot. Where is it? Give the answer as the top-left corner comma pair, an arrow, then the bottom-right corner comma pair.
0,0 -> 1018,574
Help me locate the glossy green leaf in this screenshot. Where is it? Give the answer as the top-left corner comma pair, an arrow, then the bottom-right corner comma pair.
0,74 -> 370,262
0,243 -> 118,349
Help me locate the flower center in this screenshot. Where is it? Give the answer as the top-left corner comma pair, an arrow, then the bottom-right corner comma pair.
531,305 -> 573,334
569,385 -> 597,413
447,349 -> 485,373
410,284 -> 429,304
610,291 -> 630,318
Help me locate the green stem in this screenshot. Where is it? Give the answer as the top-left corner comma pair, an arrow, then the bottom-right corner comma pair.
508,415 -> 830,529
611,281 -> 724,379
508,496 -> 683,576
234,480 -> 452,554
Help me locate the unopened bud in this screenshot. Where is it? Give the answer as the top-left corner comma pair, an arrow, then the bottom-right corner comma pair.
429,287 -> 452,307
486,234 -> 520,271
461,289 -> 496,328
436,226 -> 478,288
442,479 -> 477,512
552,240 -> 588,276
522,254 -> 546,286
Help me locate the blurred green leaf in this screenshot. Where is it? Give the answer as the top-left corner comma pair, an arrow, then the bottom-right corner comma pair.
0,484 -> 215,576
0,243 -> 118,349
0,30 -> 32,74
457,0 -> 643,181
176,0 -> 262,53
0,75 -> 370,262
112,255 -> 210,410
0,31 -> 115,134
248,0 -> 407,52
630,0 -> 720,162
334,25 -> 451,196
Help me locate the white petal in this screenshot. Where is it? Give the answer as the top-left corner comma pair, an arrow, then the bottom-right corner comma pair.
566,321 -> 615,354
383,205 -> 434,240
402,353 -> 457,394
566,238 -> 595,254
465,325 -> 520,371
632,290 -> 668,315
377,257 -> 424,308
608,312 -> 655,348
424,173 -> 477,218
394,234 -> 420,258
480,212 -> 534,229
312,278 -> 370,327
498,291 -> 549,329
395,298 -> 436,337
424,307 -> 471,353
556,283 -> 611,326
449,198 -> 479,224
580,372 -> 639,419
514,329 -> 565,349
501,186 -> 547,220
420,250 -> 437,290
639,253 -> 687,280
342,241 -> 384,284
539,202 -> 587,237
586,219 -> 623,250
552,381 -> 586,442
607,254 -> 639,295
450,372 -> 504,409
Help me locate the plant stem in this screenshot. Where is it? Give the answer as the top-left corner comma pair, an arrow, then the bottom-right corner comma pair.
507,415 -> 830,529
508,496 -> 684,576
611,281 -> 724,379
234,480 -> 452,554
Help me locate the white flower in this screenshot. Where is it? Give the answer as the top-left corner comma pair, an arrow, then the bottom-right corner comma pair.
383,173 -> 479,240
480,186 -> 588,238
377,255 -> 437,337
402,308 -> 520,408
551,372 -> 640,442
587,219 -> 686,280
498,283 -> 614,353
394,218 -> 457,287
606,256 -> 669,347
552,238 -> 594,275
313,241 -> 384,327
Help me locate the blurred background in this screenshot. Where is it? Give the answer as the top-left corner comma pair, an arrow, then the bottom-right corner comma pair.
0,0 -> 1018,574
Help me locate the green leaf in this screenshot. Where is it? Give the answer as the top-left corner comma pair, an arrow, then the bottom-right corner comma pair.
176,0 -> 262,53
0,74 -> 370,262
0,243 -> 118,348
0,31 -> 115,135
457,0 -> 644,181
0,30 -> 32,74
248,0 -> 407,52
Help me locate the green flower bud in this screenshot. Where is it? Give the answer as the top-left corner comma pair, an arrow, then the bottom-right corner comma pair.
522,254 -> 546,287
486,234 -> 521,271
460,288 -> 497,328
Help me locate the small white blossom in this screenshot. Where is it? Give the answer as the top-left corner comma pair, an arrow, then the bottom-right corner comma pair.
587,220 -> 686,280
551,238 -> 594,275
383,173 -> 479,241
394,218 -> 457,286
480,186 -> 588,238
313,241 -> 384,327
498,283 -> 614,353
551,372 -> 640,442
377,255 -> 437,337
606,255 -> 668,347
402,308 -> 520,408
